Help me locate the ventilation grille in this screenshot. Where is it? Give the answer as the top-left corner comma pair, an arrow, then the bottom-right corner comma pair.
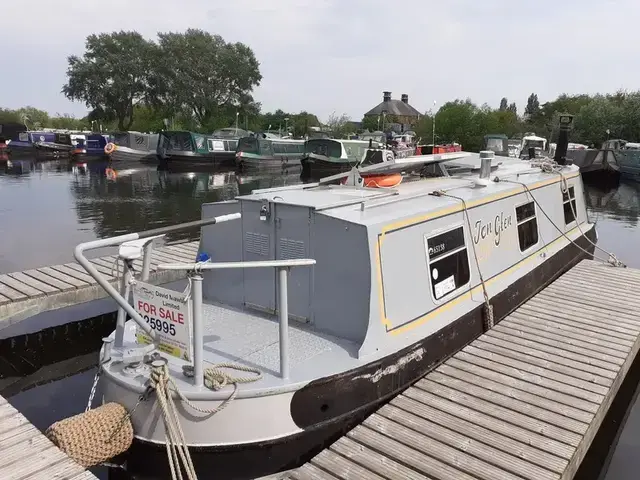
245,232 -> 269,256
279,238 -> 305,259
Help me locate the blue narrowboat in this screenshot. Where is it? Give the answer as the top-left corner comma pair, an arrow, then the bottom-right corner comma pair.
72,133 -> 111,160
7,131 -> 74,157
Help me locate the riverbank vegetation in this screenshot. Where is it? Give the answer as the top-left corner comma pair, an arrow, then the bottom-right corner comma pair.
1,29 -> 638,152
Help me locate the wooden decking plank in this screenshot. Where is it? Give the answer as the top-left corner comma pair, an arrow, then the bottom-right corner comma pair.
578,263 -> 640,283
55,264 -> 98,284
330,436 -> 432,480
378,403 -> 559,480
447,356 -> 602,413
66,262 -> 115,281
152,250 -> 193,265
311,448 -> 387,480
349,424 -> 479,480
567,269 -> 640,292
364,413 -> 523,480
401,386 -> 576,459
472,338 -> 614,386
163,244 -> 198,260
491,324 -> 620,371
428,366 -> 592,429
536,288 -> 640,325
0,274 -> 45,298
0,282 -> 27,302
0,292 -> 12,306
523,298 -> 640,337
544,284 -> 640,317
290,463 -> 340,480
552,277 -> 640,309
462,345 -> 611,395
498,320 -> 626,363
7,272 -> 59,295
0,436 -> 53,469
508,313 -> 631,355
37,267 -> 87,288
21,269 -> 76,292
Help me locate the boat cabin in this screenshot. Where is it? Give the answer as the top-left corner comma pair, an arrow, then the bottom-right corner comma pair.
113,132 -> 159,152
483,134 -> 509,157
237,136 -> 305,158
305,138 -> 372,163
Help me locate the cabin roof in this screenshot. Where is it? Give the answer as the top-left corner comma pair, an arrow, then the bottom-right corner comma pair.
238,155 -> 580,229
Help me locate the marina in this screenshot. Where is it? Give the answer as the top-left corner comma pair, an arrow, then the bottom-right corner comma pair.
28,134 -> 627,480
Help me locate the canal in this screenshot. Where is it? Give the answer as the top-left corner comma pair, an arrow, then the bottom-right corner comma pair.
0,157 -> 638,479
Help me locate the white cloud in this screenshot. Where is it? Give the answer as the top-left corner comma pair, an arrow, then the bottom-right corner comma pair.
1,0 -> 638,123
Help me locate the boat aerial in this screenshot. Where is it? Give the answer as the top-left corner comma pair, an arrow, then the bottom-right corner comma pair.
72,120 -> 599,479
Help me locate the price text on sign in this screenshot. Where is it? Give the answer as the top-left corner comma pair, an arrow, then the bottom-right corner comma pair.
133,282 -> 192,361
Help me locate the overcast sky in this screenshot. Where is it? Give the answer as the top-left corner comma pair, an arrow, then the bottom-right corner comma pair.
0,0 -> 635,122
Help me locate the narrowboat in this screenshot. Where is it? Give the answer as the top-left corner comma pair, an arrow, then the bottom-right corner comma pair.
7,131 -> 74,156
157,130 -> 241,169
519,134 -> 548,159
105,132 -> 159,165
78,137 -> 598,479
301,138 -> 373,177
564,139 -> 623,175
72,133 -> 111,159
235,134 -> 306,168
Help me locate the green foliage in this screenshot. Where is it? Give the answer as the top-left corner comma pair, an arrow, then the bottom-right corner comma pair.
360,115 -> 380,132
63,31 -> 157,131
525,93 -> 541,122
499,97 -> 508,111
325,112 -> 354,138
153,29 -> 262,130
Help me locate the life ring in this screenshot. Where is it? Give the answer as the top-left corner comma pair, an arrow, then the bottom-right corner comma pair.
342,173 -> 403,188
106,168 -> 117,180
104,143 -> 117,155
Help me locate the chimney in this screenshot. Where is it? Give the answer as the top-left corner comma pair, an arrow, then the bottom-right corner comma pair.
401,94 -> 408,104
383,91 -> 391,102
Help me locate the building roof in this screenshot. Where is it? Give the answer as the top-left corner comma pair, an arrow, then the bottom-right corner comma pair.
364,99 -> 422,117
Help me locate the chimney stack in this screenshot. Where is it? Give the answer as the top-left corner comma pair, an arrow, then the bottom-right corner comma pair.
401,94 -> 409,104
383,91 -> 391,102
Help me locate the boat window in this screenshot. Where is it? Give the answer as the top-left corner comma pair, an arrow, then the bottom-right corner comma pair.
285,143 -> 299,154
305,139 -> 342,158
194,135 -> 205,150
273,142 -> 285,154
207,138 -> 224,151
563,186 -> 577,224
425,226 -> 471,301
238,137 -> 258,153
515,201 -> 539,251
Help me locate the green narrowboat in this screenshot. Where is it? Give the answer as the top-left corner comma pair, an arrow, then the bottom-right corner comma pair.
235,134 -> 306,168
158,130 -> 242,169
301,138 -> 374,177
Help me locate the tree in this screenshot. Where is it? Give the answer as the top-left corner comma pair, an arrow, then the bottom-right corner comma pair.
154,29 -> 262,131
14,106 -> 50,129
524,93 -> 541,121
325,112 -> 354,138
499,97 -> 508,111
360,115 -> 380,132
63,31 -> 157,131
507,102 -> 517,114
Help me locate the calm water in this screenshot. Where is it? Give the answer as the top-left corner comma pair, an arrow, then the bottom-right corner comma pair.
0,157 -> 639,479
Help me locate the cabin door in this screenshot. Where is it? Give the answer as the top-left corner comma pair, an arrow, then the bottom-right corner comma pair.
274,204 -> 312,322
242,201 -> 276,313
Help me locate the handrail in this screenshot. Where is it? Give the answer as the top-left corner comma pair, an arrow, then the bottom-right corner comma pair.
161,258 -> 316,382
73,213 -> 241,341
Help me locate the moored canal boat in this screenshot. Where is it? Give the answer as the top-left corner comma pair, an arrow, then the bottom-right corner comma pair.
76,138 -> 599,479
158,130 -> 241,169
235,134 -> 305,169
105,131 -> 159,165
7,131 -> 75,157
301,138 -> 374,177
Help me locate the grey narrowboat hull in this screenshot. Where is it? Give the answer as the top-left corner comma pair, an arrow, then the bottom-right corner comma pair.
236,151 -> 303,169
110,147 -> 158,165
120,225 -> 597,480
566,148 -> 620,174
300,154 -> 355,177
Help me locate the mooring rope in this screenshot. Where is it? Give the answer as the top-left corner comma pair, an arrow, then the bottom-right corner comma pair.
429,190 -> 494,330
151,363 -> 198,480
497,162 -> 626,268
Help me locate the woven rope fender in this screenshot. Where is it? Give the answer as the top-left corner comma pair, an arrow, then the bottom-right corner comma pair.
45,402 -> 134,468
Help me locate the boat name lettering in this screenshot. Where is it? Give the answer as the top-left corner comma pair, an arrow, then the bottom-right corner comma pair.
473,213 -> 513,246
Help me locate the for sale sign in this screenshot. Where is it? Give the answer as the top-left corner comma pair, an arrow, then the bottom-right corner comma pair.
132,281 -> 192,362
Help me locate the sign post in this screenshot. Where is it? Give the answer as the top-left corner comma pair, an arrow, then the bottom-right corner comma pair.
133,281 -> 192,362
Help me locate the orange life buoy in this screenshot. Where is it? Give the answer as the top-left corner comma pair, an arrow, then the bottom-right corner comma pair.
106,168 -> 117,180
104,143 -> 117,155
342,173 -> 403,188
